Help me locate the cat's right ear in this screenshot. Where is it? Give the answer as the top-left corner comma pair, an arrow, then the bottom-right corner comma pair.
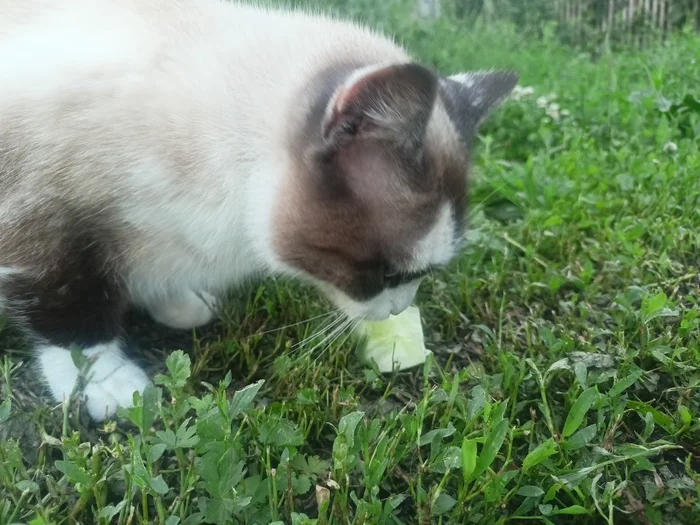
438,71 -> 519,141
321,63 -> 438,152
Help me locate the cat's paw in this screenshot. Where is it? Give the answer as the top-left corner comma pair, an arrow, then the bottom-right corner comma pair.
82,352 -> 150,421
148,290 -> 218,330
39,341 -> 150,421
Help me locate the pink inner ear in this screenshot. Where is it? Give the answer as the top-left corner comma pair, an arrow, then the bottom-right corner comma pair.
322,66 -> 390,139
322,85 -> 351,139
335,68 -> 384,111
322,63 -> 437,148
334,85 -> 354,115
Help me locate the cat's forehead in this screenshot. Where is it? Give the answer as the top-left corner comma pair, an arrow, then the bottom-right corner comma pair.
310,94 -> 468,263
390,106 -> 468,266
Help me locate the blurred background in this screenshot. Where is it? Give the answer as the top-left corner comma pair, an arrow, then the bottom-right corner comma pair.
260,0 -> 700,50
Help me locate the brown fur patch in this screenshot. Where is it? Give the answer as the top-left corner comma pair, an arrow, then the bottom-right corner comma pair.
0,206 -> 127,347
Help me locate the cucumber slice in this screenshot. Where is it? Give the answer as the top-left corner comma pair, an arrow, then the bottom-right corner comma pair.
355,306 -> 430,372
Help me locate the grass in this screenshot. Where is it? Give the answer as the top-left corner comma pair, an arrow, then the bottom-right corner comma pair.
2,9 -> 700,525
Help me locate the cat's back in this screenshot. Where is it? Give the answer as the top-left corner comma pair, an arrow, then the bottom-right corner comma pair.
0,0 -> 167,109
0,0 -> 408,150
1,0 -> 407,124
0,0 -> 405,82
0,0 -> 409,196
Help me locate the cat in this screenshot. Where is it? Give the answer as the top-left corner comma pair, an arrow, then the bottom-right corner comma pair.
0,0 -> 517,421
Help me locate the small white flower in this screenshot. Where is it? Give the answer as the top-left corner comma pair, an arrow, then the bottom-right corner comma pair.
663,141 -> 678,153
546,103 -> 561,120
536,96 -> 549,108
511,85 -> 535,101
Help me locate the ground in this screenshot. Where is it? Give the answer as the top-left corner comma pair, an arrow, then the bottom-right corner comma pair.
1,14 -> 699,525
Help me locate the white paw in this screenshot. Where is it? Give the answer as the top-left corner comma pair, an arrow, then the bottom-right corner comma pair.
148,290 -> 218,329
39,341 -> 150,421
83,350 -> 150,421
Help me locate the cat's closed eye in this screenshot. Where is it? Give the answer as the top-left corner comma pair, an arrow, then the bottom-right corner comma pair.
383,266 -> 431,288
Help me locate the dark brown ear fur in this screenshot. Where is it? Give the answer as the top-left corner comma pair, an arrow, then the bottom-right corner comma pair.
439,71 -> 519,143
321,63 -> 439,154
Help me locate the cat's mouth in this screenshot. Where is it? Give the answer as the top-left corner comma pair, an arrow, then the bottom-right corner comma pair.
317,280 -> 421,322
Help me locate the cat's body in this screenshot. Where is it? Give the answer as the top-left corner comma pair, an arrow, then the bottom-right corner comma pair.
0,0 -> 517,420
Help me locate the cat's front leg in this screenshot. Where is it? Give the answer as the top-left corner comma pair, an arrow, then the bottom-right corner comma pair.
2,247 -> 150,421
145,289 -> 219,330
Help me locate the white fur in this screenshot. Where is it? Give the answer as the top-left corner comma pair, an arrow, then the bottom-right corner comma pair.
449,73 -> 477,89
413,203 -> 457,268
37,341 -> 150,421
148,289 -> 218,330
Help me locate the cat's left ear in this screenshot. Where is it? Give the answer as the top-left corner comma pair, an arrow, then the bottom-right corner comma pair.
439,71 -> 519,141
321,62 -> 439,152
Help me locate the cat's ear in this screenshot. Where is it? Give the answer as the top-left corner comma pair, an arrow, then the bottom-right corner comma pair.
322,62 -> 438,152
439,70 -> 519,141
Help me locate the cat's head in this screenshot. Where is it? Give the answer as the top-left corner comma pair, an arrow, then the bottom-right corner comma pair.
274,62 -> 517,320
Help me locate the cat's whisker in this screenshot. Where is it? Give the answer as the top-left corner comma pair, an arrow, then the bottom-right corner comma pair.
323,317 -> 353,349
312,317 -> 361,364
240,310 -> 337,341
303,316 -> 350,356
299,312 -> 343,342
332,317 -> 361,350
317,317 -> 355,356
292,312 -> 344,350
300,314 -> 352,358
